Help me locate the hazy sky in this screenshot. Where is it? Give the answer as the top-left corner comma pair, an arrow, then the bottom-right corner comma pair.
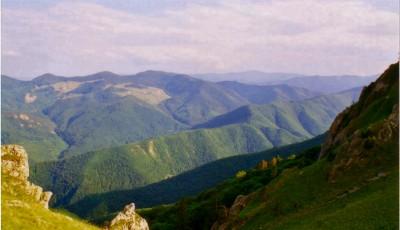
2,0 -> 399,79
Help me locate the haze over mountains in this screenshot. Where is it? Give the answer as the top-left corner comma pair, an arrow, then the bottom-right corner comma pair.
194,71 -> 376,93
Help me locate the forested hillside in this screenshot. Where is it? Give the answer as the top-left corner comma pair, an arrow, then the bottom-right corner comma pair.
31,88 -> 358,209
2,71 -> 320,159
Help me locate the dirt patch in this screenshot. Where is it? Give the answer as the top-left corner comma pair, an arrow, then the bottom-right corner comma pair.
51,81 -> 82,93
110,84 -> 170,105
24,93 -> 37,103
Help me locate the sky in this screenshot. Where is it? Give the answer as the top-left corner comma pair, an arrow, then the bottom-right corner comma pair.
1,0 -> 399,79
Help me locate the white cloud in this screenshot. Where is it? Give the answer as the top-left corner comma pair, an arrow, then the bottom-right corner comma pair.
1,0 -> 398,79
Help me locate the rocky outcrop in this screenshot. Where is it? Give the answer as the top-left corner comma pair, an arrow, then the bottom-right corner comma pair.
211,194 -> 251,230
1,145 -> 53,209
319,63 -> 399,183
256,160 -> 269,170
320,62 -> 399,159
106,203 -> 149,230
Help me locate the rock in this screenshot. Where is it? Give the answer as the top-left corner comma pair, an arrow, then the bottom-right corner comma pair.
107,203 -> 149,230
6,199 -> 29,208
211,194 -> 250,230
1,145 -> 53,209
40,191 -> 53,209
1,145 -> 29,181
24,93 -> 37,103
256,160 -> 269,170
229,195 -> 249,217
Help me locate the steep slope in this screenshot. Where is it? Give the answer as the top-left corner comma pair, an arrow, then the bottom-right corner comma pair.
134,63 -> 398,230
1,145 -> 99,230
220,63 -> 399,230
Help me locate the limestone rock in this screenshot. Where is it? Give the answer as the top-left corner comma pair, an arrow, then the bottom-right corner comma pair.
107,203 -> 149,230
1,145 -> 53,209
1,145 -> 29,181
229,195 -> 249,217
256,160 -> 269,170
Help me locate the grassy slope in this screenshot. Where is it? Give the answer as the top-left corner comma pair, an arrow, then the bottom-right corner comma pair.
224,63 -> 400,230
138,146 -> 323,230
241,162 -> 398,230
2,174 -> 99,230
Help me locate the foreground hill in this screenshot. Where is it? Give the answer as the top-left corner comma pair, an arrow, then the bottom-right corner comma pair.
135,63 -> 398,229
1,145 -> 149,230
31,89 -> 358,208
1,145 -> 99,230
2,71 -> 319,159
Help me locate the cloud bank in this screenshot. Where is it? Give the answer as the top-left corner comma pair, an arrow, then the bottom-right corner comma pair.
2,0 -> 398,79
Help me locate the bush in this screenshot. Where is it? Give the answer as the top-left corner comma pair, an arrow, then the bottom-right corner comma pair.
236,170 -> 247,179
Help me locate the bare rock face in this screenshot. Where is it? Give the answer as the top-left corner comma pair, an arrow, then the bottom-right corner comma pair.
107,203 -> 149,230
1,145 -> 53,209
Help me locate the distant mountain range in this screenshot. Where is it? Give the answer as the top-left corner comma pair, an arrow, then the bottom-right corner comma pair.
194,71 -> 376,93
2,71 -> 322,160
193,71 -> 302,84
